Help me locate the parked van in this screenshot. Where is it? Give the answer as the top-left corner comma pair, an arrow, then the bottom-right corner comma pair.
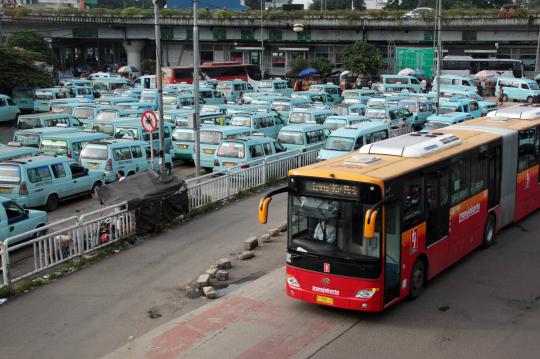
95,109 -> 144,122
80,139 -> 173,183
496,77 -> 540,103
16,113 -> 82,130
92,78 -> 131,93
398,99 -> 435,129
0,196 -> 47,244
229,112 -> 285,138
372,75 -> 422,93
0,143 -> 39,160
433,74 -> 479,94
341,89 -> 379,105
292,91 -> 334,105
365,105 -> 415,127
111,119 -> 175,153
199,126 -> 253,170
213,136 -> 290,172
0,155 -> 104,210
95,96 -> 137,107
349,103 -> 368,116
277,124 -> 328,152
40,131 -> 111,161
116,102 -> 154,111
424,112 -> 474,131
68,86 -> 96,100
431,98 -> 482,119
288,107 -> 335,125
34,88 -> 71,112
12,87 -> 35,112
13,127 -> 81,148
172,127 -> 195,161
133,75 -> 156,89
72,104 -> 116,128
309,84 -> 342,104
323,115 -> 368,132
162,94 -> 195,111
0,95 -> 21,123
217,80 -> 255,103
257,79 -> 292,97
317,121 -> 390,161
139,91 -> 159,111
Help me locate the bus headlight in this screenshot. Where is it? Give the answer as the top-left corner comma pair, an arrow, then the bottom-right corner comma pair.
354,288 -> 379,299
286,274 -> 300,288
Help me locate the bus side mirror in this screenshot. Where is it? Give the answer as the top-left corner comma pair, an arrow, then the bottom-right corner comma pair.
258,196 -> 272,224
364,209 -> 378,239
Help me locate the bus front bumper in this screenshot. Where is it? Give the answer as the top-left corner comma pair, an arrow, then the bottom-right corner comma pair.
285,265 -> 384,312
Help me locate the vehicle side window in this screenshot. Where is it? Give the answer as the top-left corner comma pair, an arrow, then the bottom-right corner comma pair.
404,176 -> 424,226
518,128 -> 538,172
164,126 -> 171,138
274,142 -> 286,153
27,165 -> 52,183
113,147 -> 133,161
51,163 -> 66,178
354,137 -> 363,149
249,144 -> 264,158
521,83 -> 529,90
69,163 -> 87,178
3,201 -> 25,222
131,146 -> 143,158
274,116 -> 284,125
0,99 -> 6,106
470,102 -> 479,111
73,142 -> 84,155
255,118 -> 264,128
317,130 -> 326,142
263,143 -> 273,155
451,157 -> 470,206
306,131 -> 317,144
7,99 -> 16,106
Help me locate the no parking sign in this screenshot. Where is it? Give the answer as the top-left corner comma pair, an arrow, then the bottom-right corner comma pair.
141,110 -> 158,132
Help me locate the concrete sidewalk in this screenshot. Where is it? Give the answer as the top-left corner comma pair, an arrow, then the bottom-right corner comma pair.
103,267 -> 359,359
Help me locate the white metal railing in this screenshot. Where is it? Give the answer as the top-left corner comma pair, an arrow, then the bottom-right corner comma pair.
0,202 -> 135,289
186,149 -> 319,210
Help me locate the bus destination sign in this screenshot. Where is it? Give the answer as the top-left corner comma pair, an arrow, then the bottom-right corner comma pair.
301,180 -> 359,199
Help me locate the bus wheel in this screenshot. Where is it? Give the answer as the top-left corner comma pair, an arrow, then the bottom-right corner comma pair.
502,94 -> 508,102
482,214 -> 496,249
409,259 -> 425,299
527,96 -> 534,104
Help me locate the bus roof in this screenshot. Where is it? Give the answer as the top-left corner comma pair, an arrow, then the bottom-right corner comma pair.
290,129 -> 499,183
460,113 -> 540,132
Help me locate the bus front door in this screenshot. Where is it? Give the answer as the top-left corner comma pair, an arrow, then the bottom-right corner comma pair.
384,203 -> 401,305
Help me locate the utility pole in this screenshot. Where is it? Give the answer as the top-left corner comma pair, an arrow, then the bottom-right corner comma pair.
535,25 -> 540,74
153,0 -> 166,176
260,0 -> 265,79
193,0 -> 201,176
435,0 -> 442,115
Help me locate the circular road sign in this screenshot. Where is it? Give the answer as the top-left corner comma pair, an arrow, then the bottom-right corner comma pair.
141,110 -> 158,132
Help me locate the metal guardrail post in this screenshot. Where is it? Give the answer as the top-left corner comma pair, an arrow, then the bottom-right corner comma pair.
225,169 -> 231,198
1,242 -> 11,291
262,159 -> 267,184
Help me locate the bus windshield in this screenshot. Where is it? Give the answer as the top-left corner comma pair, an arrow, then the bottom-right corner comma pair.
288,193 -> 381,260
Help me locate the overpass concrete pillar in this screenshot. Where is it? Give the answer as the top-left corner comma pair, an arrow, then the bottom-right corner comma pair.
122,40 -> 145,72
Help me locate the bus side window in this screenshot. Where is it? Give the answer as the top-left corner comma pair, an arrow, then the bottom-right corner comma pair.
451,158 -> 471,206
403,175 -> 424,227
470,151 -> 488,195
354,137 -> 363,150
518,128 -> 537,172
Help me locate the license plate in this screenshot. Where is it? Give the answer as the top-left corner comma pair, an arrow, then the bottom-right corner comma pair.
178,144 -> 188,149
223,162 -> 236,167
0,187 -> 12,193
88,163 -> 100,169
316,295 -> 334,305
204,149 -> 215,155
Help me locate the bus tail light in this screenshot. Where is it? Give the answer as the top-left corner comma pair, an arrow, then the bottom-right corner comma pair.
355,288 -> 379,299
19,181 -> 28,195
286,274 -> 300,288
105,159 -> 113,171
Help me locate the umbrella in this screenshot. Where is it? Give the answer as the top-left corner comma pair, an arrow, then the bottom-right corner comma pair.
398,68 -> 415,76
298,68 -> 320,77
411,68 -> 425,78
118,65 -> 139,73
474,70 -> 498,81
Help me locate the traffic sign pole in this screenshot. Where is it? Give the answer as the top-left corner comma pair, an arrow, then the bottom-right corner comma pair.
141,110 -> 158,172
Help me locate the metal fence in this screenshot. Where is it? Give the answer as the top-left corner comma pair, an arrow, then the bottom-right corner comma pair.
0,203 -> 135,289
186,149 -> 319,210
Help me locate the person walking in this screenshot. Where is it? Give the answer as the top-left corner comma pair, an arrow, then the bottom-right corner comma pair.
497,87 -> 504,106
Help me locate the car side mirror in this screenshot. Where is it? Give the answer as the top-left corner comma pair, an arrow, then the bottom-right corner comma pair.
84,168 -> 89,174
24,209 -> 29,215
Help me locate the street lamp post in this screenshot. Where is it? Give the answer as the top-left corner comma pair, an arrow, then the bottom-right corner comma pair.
193,0 -> 201,176
260,0 -> 264,79
153,0 -> 166,176
434,0 -> 442,115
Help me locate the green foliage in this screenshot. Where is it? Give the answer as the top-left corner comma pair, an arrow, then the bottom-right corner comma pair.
120,7 -> 150,16
141,59 -> 156,74
342,41 -> 382,77
288,56 -> 310,76
0,48 -> 53,93
310,0 -> 365,10
310,57 -> 335,76
5,30 -> 55,64
213,9 -> 234,20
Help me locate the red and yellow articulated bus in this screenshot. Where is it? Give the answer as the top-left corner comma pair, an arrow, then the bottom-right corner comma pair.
259,104 -> 540,312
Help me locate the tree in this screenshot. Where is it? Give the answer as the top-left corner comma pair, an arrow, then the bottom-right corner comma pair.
310,57 -> 335,76
0,48 -> 53,94
310,0 -> 365,10
342,41 -> 382,77
141,59 -> 156,74
288,56 -> 310,76
5,30 -> 55,65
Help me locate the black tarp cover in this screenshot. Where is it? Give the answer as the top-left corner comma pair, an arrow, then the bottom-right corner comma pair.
96,171 -> 189,234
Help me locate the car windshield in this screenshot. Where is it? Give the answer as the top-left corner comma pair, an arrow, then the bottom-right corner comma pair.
92,123 -> 114,136
96,111 -> 117,121
529,82 -> 540,90
323,136 -> 354,151
439,106 -> 459,114
217,142 -> 245,159
366,109 -> 387,119
41,139 -> 68,155
288,193 -> 381,260
201,105 -> 220,113
200,131 -> 223,145
289,112 -> 312,124
0,164 -> 21,183
35,92 -> 53,100
115,127 -> 139,140
258,81 -> 272,89
350,108 -> 365,115
424,121 -> 449,130
17,117 -> 41,129
81,144 -> 108,160
73,107 -> 95,119
163,97 -> 177,104
272,102 -> 290,111
399,101 -> 418,112
52,106 -> 71,114
13,89 -> 33,98
278,131 -> 304,145
230,116 -> 252,127
173,130 -> 194,141
140,96 -> 155,103
14,134 -> 40,147
324,119 -> 347,131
